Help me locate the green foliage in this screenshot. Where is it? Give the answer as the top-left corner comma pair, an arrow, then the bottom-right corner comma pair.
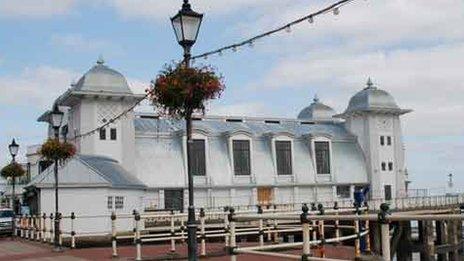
39,138 -> 76,161
0,162 -> 25,179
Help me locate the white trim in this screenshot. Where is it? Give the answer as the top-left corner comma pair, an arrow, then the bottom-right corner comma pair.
228,134 -> 255,184
311,136 -> 333,179
271,136 -> 296,184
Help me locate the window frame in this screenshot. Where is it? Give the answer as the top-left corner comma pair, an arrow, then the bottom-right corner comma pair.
381,162 -> 387,171
388,162 -> 393,171
190,139 -> 207,176
114,196 -> 124,209
273,138 -> 294,176
380,136 -> 385,146
232,139 -> 252,176
336,185 -> 351,199
110,128 -> 117,140
311,137 -> 332,175
99,128 -> 106,140
387,136 -> 392,146
107,196 -> 113,210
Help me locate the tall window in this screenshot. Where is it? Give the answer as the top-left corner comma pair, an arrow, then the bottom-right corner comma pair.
336,186 -> 351,198
110,128 -> 117,140
99,128 -> 106,140
315,141 -> 331,174
233,140 -> 251,176
107,196 -> 113,209
387,136 -> 392,146
388,162 -> 393,171
190,139 -> 206,176
381,162 -> 387,171
275,141 -> 292,175
115,196 -> 124,209
380,136 -> 385,146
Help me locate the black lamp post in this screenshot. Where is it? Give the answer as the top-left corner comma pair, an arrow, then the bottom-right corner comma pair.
8,138 -> 19,236
49,105 -> 63,251
170,1 -> 203,260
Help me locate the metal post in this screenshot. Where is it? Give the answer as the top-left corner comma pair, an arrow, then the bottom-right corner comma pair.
378,203 -> 391,261
170,210 -> 176,252
224,207 -> 230,247
135,211 -> 142,261
58,213 -> 62,247
70,212 -> 76,249
334,202 -> 340,242
228,207 -> 236,261
111,212 -> 118,257
49,213 -> 54,244
257,205 -> 264,246
36,215 -> 41,241
317,203 -> 325,258
354,208 -> 361,259
301,204 -> 310,260
200,208 -> 206,257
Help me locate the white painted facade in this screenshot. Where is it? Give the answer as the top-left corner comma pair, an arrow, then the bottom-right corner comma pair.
25,61 -> 411,223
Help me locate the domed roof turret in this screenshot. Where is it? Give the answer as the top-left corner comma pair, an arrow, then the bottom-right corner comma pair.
339,78 -> 411,117
73,57 -> 133,94
297,95 -> 336,121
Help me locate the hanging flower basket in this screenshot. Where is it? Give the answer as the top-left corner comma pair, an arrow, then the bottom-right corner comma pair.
0,162 -> 25,179
39,138 -> 76,161
147,64 -> 225,117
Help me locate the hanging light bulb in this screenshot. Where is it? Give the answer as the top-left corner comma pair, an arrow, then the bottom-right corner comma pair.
333,7 -> 340,15
218,50 -> 223,56
204,55 -> 208,60
308,16 -> 314,24
285,25 -> 291,33
232,46 -> 238,52
248,41 -> 254,48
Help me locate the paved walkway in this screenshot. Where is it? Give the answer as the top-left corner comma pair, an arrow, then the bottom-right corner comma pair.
0,237 -> 355,260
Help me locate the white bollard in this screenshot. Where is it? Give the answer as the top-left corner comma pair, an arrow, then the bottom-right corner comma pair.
379,203 -> 391,261
111,212 -> 118,257
70,212 -> 76,249
257,206 -> 264,246
170,210 -> 176,252
301,204 -> 310,260
200,208 -> 206,257
135,212 -> 142,261
228,208 -> 236,261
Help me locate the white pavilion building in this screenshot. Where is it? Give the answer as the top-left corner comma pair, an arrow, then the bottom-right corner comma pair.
25,59 -> 411,218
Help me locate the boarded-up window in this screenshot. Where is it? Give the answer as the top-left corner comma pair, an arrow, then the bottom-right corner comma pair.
233,140 -> 251,176
164,189 -> 184,211
315,141 -> 331,174
190,139 -> 206,176
276,141 -> 292,175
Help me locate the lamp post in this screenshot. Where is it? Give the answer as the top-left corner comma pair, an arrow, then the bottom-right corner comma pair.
170,1 -> 203,260
8,138 -> 19,236
49,105 -> 64,251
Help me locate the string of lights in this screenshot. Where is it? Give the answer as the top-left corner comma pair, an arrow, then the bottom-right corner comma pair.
191,0 -> 356,61
69,0 -> 356,141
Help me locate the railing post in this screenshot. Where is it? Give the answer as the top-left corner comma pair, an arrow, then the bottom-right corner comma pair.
317,203 -> 325,258
378,203 -> 391,261
223,206 -> 230,247
257,205 -> 264,246
228,207 -> 236,261
200,208 -> 206,257
58,213 -> 62,247
20,215 -> 24,238
301,204 -> 310,260
333,202 -> 340,242
49,213 -> 54,244
70,212 -> 76,249
134,211 -> 142,261
311,203 -> 317,242
170,210 -> 176,252
272,205 -> 278,243
364,203 -> 371,253
111,211 -> 118,257
36,215 -> 41,241
354,205 -> 361,259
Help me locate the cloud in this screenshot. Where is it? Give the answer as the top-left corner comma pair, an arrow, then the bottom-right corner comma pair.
0,0 -> 77,18
0,66 -> 77,109
208,102 -> 269,117
106,0 -> 298,21
50,33 -> 114,52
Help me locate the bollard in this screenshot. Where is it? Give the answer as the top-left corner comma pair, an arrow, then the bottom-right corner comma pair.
223,206 -> 230,247
354,206 -> 361,258
20,215 -> 24,238
200,208 -> 206,257
333,202 -> 340,242
301,204 -> 311,260
378,203 -> 391,261
134,211 -> 142,261
363,204 -> 371,253
257,205 -> 264,246
36,215 -> 41,241
49,213 -> 54,244
58,213 -> 63,247
26,215 -> 31,239
42,213 -> 47,242
132,209 -> 137,244
317,203 -> 325,258
169,210 -> 176,252
111,211 -> 118,257
272,205 -> 278,243
228,207 -> 236,261
70,212 -> 76,249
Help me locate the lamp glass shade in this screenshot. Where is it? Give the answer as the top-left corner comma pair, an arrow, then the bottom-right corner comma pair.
8,139 -> 19,157
50,106 -> 64,128
171,4 -> 203,48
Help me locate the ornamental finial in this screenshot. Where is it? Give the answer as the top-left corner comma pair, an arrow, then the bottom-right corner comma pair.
366,77 -> 374,89
313,94 -> 320,103
96,55 -> 105,65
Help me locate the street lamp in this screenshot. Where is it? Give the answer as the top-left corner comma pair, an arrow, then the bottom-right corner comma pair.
49,105 -> 63,251
8,139 -> 19,235
170,1 -> 203,260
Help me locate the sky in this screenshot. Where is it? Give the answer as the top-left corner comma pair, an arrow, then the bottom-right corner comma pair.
0,0 -> 463,191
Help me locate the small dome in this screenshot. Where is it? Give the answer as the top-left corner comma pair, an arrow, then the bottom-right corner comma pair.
73,57 -> 133,94
344,78 -> 398,113
297,95 -> 336,120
